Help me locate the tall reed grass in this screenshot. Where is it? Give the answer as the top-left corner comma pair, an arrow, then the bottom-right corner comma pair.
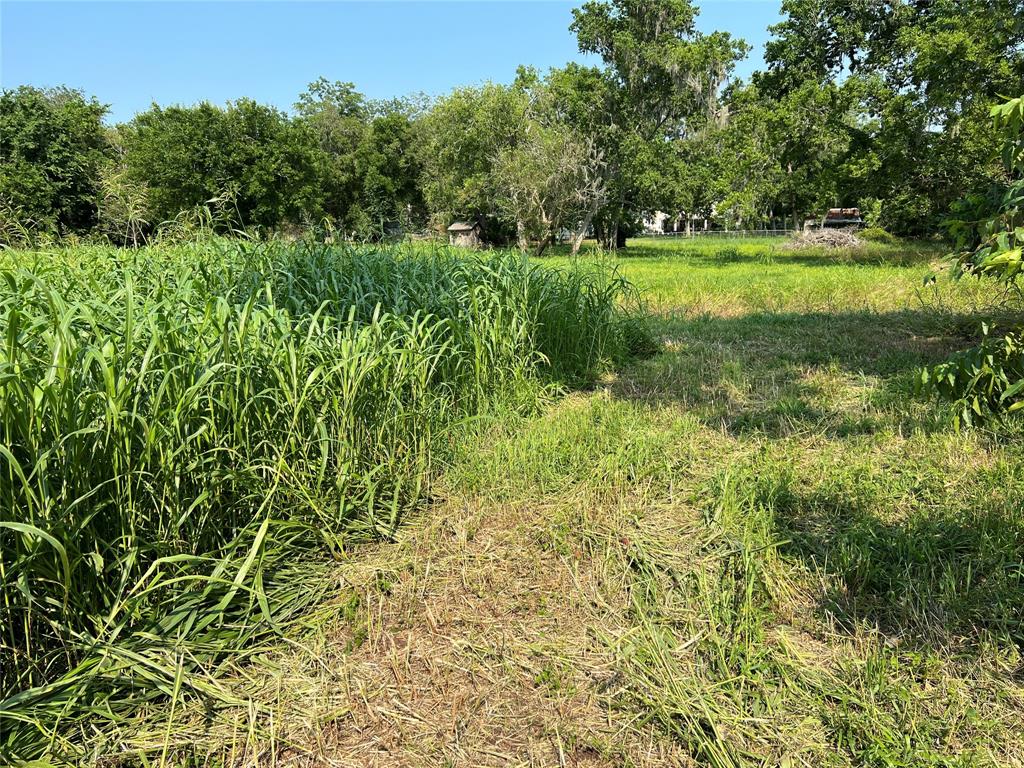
0,238 -> 650,761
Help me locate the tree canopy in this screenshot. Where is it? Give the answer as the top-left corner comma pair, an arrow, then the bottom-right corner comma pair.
3,0 -> 1023,245
123,99 -> 322,230
756,0 -> 1024,233
0,86 -> 109,235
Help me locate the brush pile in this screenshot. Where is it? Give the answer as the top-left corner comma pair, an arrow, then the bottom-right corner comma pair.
786,228 -> 863,249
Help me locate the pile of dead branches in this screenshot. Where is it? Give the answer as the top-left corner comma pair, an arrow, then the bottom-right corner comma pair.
785,228 -> 863,249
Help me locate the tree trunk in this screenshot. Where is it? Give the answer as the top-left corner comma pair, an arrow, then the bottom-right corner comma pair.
570,228 -> 586,255
571,200 -> 600,256
610,184 -> 627,250
535,234 -> 551,258
516,220 -> 528,251
788,162 -> 797,233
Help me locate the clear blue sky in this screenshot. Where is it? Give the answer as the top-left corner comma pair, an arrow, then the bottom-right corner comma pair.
1,1 -> 782,124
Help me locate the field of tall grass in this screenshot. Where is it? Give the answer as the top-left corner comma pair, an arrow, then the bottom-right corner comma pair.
0,238 -> 649,761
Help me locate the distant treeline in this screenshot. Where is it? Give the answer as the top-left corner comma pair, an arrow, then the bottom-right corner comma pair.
2,0 -> 1022,248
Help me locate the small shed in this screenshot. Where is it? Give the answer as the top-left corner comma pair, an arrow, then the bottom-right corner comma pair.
447,221 -> 482,248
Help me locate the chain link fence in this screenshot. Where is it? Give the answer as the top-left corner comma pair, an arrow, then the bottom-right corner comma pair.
645,228 -> 796,238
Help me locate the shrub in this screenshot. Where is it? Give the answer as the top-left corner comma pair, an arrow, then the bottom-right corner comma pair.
858,226 -> 898,244
922,95 -> 1024,424
123,100 -> 323,230
0,86 -> 109,239
918,324 -> 1024,425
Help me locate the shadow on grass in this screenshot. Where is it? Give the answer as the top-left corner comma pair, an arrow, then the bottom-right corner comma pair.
768,485 -> 1024,650
611,303 -> 1024,649
644,246 -> 940,269
775,247 -> 943,269
611,307 -> 990,437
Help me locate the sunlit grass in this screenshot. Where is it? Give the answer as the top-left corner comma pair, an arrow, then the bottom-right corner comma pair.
439,237 -> 1024,766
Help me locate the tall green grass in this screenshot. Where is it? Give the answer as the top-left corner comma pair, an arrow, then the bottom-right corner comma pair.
0,238 -> 649,761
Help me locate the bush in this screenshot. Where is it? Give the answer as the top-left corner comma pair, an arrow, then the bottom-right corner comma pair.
123,100 -> 323,230
858,226 -> 898,244
922,95 -> 1024,425
918,325 -> 1024,426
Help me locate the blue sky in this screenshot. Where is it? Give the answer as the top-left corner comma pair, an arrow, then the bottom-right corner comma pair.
1,1 -> 783,124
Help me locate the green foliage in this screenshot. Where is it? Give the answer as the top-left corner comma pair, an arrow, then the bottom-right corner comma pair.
859,226 -> 898,244
293,79 -> 427,238
96,163 -> 151,246
0,239 -> 650,761
0,86 -> 109,238
450,237 -> 1024,765
759,0 -> 1023,236
918,325 -> 1024,426
350,110 -> 426,238
293,78 -> 367,229
921,95 -> 1024,425
676,81 -> 851,229
418,81 -> 529,237
0,200 -> 53,249
123,100 -> 322,230
494,116 -> 605,255
569,0 -> 748,244
945,96 -> 1024,283
3,0 -> 1022,245
570,0 -> 746,137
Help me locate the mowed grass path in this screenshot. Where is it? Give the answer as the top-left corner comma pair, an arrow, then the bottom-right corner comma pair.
161,238 -> 1024,767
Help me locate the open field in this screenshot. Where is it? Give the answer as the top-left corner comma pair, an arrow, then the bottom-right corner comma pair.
4,1 -> 1023,762
3,236 -> 1024,765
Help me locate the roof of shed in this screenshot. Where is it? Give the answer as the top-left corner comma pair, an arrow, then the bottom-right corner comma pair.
447,221 -> 478,231
825,208 -> 862,219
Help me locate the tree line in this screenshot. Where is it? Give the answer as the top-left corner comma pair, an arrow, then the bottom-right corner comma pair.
2,0 -> 1022,249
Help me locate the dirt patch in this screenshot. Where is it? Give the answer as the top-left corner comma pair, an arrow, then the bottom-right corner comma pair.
317,498 -> 692,767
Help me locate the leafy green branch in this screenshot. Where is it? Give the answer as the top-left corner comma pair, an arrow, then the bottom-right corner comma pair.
919,95 -> 1024,425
